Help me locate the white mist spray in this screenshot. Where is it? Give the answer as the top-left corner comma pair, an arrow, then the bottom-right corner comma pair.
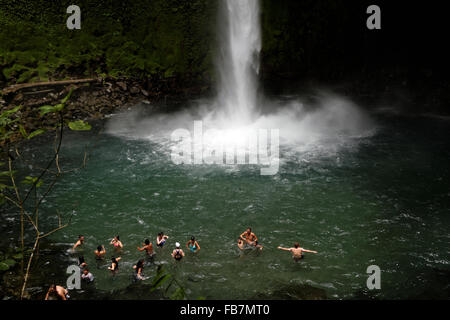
106,0 -> 375,170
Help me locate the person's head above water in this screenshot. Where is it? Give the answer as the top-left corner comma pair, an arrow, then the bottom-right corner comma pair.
83,268 -> 89,274
294,242 -> 300,248
115,235 -> 120,241
246,227 -> 252,234
97,245 -> 103,252
79,235 -> 84,241
191,236 -> 195,241
145,239 -> 150,245
175,242 -> 180,248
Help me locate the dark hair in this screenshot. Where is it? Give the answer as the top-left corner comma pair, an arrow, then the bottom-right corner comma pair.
79,256 -> 85,264
136,259 -> 144,269
247,227 -> 251,232
191,236 -> 195,241
97,245 -> 103,252
294,242 -> 300,248
83,268 -> 89,273
145,239 -> 150,245
116,235 -> 120,240
111,257 -> 119,269
78,235 -> 83,239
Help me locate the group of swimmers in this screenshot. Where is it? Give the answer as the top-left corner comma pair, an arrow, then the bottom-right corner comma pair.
44,227 -> 317,300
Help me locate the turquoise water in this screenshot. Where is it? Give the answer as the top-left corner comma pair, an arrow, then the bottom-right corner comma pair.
3,109 -> 450,299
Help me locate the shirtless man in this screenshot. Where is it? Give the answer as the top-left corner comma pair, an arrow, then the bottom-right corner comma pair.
137,239 -> 154,256
72,235 -> 84,251
45,284 -> 68,300
277,242 -> 318,262
240,227 -> 263,251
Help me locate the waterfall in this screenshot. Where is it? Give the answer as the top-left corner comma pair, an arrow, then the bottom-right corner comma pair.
216,0 -> 261,126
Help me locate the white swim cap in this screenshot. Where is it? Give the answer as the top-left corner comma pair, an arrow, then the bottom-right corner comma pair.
175,242 -> 180,248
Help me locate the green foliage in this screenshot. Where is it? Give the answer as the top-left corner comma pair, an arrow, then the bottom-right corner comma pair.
0,247 -> 29,273
0,0 -> 217,85
0,105 -> 22,141
68,120 -> 92,131
150,265 -> 186,300
22,176 -> 43,188
0,88 -> 90,207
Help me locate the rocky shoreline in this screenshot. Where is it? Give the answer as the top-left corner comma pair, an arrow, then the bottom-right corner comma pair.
0,77 -> 211,144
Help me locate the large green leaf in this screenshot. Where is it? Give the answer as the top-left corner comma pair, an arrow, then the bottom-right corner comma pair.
150,274 -> 171,292
19,124 -> 28,138
0,262 -> 9,271
2,259 -> 16,267
39,103 -> 64,116
60,88 -> 73,104
0,105 -> 21,118
27,129 -> 45,139
68,120 -> 91,131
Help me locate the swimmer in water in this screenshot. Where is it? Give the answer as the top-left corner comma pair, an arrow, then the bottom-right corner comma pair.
277,242 -> 318,262
81,268 -> 94,283
110,235 -> 123,250
108,256 -> 121,273
72,235 -> 84,251
94,245 -> 106,260
156,232 -> 169,248
45,284 -> 69,300
78,256 -> 87,268
133,259 -> 145,280
137,239 -> 154,256
171,242 -> 185,261
240,227 -> 263,251
237,237 -> 245,250
186,236 -> 200,253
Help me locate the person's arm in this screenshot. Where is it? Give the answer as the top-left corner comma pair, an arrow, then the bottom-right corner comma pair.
101,245 -> 106,254
239,232 -> 246,241
137,245 -> 144,251
181,250 -> 185,257
186,241 -> 190,249
118,241 -> 123,248
171,250 -> 175,257
277,246 -> 291,251
58,288 -> 67,300
195,241 -> 200,251
72,241 -> 80,250
302,248 -> 318,254
253,234 -> 258,243
45,290 -> 50,300
116,257 -> 121,261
